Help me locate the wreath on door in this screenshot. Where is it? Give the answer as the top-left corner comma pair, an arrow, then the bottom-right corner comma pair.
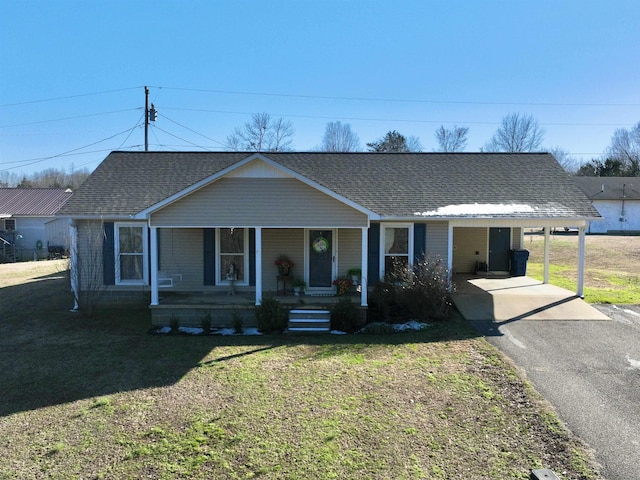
312,236 -> 329,253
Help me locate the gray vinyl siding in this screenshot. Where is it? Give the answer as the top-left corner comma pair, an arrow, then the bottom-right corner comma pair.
425,221 -> 449,261
158,228 -> 203,290
337,228 -> 362,277
453,227 -> 487,274
150,178 -> 368,228
262,228 -> 304,292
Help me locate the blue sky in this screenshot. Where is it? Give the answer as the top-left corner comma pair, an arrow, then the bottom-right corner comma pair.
1,0 -> 639,177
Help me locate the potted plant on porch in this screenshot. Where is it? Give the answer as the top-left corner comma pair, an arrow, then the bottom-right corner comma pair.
292,278 -> 306,296
332,277 -> 353,296
347,268 -> 361,284
274,255 -> 293,277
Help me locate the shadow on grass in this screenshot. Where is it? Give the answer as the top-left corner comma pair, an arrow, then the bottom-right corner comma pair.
0,271 -> 480,417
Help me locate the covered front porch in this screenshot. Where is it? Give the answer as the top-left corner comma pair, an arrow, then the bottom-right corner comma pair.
150,289 -> 366,328
147,226 -> 370,326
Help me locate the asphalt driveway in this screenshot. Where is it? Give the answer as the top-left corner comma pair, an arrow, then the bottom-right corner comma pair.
456,279 -> 640,480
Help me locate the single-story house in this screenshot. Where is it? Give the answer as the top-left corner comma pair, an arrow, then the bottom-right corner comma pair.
57,151 -> 599,325
0,188 -> 73,262
573,177 -> 639,234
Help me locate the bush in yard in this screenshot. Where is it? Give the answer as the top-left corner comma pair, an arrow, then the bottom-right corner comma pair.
200,312 -> 212,334
330,297 -> 359,332
358,322 -> 395,335
368,278 -> 409,323
395,257 -> 454,321
368,257 -> 454,323
255,297 -> 287,333
169,315 -> 180,333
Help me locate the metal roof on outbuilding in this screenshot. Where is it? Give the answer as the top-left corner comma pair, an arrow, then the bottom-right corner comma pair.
0,188 -> 73,216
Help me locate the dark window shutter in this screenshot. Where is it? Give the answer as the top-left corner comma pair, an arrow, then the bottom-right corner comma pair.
103,222 -> 115,285
414,223 -> 426,264
367,223 -> 380,285
249,229 -> 256,286
203,229 -> 215,285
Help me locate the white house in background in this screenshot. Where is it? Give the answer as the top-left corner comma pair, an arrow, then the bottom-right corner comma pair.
0,188 -> 73,262
573,177 -> 640,234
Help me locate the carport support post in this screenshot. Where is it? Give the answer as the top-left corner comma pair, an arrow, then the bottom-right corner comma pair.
543,227 -> 550,284
577,226 -> 586,298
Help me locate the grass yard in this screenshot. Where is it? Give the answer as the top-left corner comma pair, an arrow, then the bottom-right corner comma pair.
0,261 -> 603,479
524,233 -> 640,304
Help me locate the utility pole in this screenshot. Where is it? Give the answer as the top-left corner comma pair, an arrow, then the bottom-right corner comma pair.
144,86 -> 149,151
144,86 -> 158,151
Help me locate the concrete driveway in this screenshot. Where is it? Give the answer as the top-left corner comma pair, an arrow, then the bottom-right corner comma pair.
452,277 -> 640,480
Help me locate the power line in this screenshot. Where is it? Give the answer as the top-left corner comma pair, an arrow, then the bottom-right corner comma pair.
154,85 -> 640,108
162,106 -> 635,128
159,113 -> 227,147
0,126 -> 143,167
0,87 -> 141,108
0,108 -> 141,128
151,125 -> 212,151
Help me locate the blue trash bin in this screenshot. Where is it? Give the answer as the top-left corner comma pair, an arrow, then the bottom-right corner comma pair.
510,249 -> 530,276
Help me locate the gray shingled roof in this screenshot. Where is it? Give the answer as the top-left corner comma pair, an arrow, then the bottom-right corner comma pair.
573,176 -> 640,201
58,151 -> 599,219
0,188 -> 73,216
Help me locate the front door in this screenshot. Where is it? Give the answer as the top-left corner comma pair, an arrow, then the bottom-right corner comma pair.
489,228 -> 511,272
308,230 -> 334,291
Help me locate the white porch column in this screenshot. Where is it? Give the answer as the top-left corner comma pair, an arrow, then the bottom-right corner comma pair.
543,227 -> 550,284
255,227 -> 263,305
577,226 -> 586,298
69,219 -> 79,312
150,226 -> 159,306
360,227 -> 368,307
447,223 -> 454,275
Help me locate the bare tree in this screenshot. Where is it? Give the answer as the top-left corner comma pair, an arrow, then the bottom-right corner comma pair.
225,112 -> 295,152
484,113 -> 544,152
320,121 -> 361,152
606,121 -> 640,176
434,125 -> 469,152
548,146 -> 579,174
367,130 -> 422,153
71,220 -> 109,316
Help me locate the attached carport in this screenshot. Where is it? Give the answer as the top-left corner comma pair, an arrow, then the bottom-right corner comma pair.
447,217 -> 594,298
452,275 -> 610,322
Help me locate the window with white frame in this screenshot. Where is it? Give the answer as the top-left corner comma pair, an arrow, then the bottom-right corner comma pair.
381,224 -> 413,278
115,223 -> 148,285
217,228 -> 247,284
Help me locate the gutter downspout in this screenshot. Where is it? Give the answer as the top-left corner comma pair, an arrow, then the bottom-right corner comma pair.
69,219 -> 79,312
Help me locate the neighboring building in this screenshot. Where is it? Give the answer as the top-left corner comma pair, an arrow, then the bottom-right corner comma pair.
0,188 -> 73,262
573,177 -> 640,234
57,151 -> 599,323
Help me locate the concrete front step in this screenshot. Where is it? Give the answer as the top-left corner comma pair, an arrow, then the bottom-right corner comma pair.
288,309 -> 331,333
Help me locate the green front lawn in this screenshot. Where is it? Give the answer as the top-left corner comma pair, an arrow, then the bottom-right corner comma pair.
0,260 -> 602,479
